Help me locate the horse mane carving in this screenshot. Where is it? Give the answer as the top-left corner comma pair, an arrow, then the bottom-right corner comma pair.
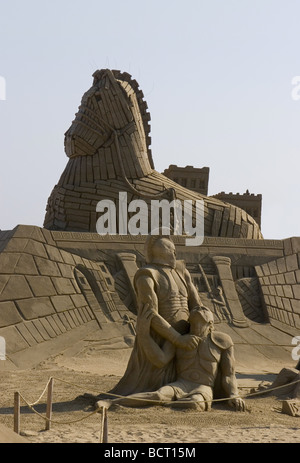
44,69 -> 262,239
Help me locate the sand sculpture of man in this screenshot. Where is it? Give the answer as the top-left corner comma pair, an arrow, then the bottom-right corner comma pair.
109,234 -> 204,396
97,305 -> 245,411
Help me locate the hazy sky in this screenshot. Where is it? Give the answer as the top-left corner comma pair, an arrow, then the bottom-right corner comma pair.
0,0 -> 299,240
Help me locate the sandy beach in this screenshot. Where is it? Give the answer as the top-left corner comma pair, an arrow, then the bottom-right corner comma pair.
0,343 -> 299,444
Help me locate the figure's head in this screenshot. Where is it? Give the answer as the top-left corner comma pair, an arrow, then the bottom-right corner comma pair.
189,306 -> 214,335
145,234 -> 176,269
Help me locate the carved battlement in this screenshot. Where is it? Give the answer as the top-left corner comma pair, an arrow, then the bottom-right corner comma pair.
215,190 -> 262,198
163,164 -> 210,196
163,165 -> 262,228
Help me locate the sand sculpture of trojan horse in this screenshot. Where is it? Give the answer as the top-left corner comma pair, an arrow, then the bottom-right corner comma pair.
44,69 -> 262,240
0,69 -> 299,373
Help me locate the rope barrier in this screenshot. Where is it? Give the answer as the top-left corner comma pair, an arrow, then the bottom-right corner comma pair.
25,377 -> 52,407
13,374 -> 300,441
13,378 -> 109,442
18,391 -> 100,425
16,375 -> 300,414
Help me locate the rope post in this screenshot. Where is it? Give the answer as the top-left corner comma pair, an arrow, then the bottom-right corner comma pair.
45,378 -> 54,431
14,392 -> 20,435
99,407 -> 108,443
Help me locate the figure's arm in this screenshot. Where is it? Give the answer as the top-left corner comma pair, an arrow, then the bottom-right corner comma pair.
135,274 -> 198,350
136,303 -> 176,369
220,346 -> 245,411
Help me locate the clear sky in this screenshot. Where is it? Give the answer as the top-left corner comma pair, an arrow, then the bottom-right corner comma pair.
0,0 -> 299,240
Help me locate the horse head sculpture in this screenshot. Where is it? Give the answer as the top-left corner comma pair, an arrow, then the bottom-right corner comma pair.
64,69 -> 154,179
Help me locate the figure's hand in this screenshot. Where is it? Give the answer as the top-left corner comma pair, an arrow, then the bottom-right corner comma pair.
175,334 -> 200,350
228,397 -> 245,412
136,303 -> 154,336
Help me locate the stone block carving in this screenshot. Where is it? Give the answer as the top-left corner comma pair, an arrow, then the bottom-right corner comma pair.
255,251 -> 300,330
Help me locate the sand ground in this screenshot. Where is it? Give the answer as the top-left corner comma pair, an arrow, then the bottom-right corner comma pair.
0,344 -> 299,444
